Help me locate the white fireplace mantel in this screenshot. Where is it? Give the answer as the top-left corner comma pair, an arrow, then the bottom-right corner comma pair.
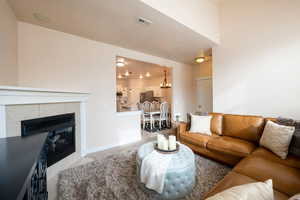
0,86 -> 89,156
0,86 -> 89,105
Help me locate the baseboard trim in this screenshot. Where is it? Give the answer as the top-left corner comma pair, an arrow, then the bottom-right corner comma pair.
84,138 -> 143,156
85,143 -> 120,155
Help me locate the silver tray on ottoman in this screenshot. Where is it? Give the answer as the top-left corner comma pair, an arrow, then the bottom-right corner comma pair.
154,142 -> 180,154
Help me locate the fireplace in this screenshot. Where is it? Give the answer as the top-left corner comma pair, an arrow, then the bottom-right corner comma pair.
21,113 -> 76,167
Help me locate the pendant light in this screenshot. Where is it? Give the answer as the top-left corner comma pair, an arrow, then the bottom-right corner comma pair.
160,70 -> 171,88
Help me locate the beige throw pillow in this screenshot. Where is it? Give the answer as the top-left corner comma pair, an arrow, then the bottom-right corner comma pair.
189,114 -> 212,135
206,179 -> 273,200
260,120 -> 295,159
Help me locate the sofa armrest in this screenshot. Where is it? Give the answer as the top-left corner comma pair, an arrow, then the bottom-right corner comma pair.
176,122 -> 187,140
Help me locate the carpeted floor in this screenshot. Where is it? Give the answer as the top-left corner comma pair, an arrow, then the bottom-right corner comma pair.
58,148 -> 231,200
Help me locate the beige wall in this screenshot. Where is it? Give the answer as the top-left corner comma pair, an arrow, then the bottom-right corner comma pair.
214,0 -> 300,119
192,60 -> 213,111
0,0 -> 18,85
18,22 -> 194,151
193,60 -> 212,78
141,0 -> 220,44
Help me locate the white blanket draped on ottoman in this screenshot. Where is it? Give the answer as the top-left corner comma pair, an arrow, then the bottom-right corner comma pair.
140,150 -> 173,193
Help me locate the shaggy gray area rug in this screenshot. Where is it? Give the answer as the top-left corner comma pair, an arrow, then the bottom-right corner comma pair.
58,150 -> 231,200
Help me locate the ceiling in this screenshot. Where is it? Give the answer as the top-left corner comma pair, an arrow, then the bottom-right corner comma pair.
7,0 -> 215,64
116,57 -> 170,79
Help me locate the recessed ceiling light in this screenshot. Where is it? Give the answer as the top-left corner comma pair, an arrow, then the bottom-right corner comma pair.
125,71 -> 130,76
146,72 -> 151,77
118,58 -> 125,62
33,12 -> 50,23
195,57 -> 205,63
139,74 -> 143,79
116,57 -> 125,67
118,74 -> 122,79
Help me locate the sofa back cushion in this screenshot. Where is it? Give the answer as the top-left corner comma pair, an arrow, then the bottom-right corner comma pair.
265,117 -> 277,123
223,114 -> 265,143
209,113 -> 223,135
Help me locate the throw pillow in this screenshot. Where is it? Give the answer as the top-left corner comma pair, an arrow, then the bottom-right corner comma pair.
289,194 -> 300,200
277,117 -> 295,126
205,179 -> 273,200
187,113 -> 192,131
260,120 -> 295,159
187,112 -> 209,131
189,114 -> 212,135
291,121 -> 300,156
277,117 -> 300,157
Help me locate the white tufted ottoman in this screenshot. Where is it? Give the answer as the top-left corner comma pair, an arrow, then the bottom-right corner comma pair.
136,142 -> 196,200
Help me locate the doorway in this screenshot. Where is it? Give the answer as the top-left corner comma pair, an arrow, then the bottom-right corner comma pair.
195,77 -> 213,113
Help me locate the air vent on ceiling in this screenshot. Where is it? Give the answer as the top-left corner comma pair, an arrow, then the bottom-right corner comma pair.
137,17 -> 153,25
33,12 -> 50,23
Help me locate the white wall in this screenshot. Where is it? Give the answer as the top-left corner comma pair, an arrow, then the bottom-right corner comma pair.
141,0 -> 220,44
18,22 -> 194,150
0,0 -> 18,85
115,112 -> 141,147
214,0 -> 300,119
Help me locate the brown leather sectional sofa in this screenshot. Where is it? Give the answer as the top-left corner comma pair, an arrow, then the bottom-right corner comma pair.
177,113 -> 300,200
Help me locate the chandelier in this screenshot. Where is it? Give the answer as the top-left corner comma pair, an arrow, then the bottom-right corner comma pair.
160,70 -> 171,88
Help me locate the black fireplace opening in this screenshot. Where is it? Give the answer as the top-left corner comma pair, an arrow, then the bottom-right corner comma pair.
21,113 -> 76,167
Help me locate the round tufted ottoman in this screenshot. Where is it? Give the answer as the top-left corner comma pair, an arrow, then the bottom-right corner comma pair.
136,142 -> 196,200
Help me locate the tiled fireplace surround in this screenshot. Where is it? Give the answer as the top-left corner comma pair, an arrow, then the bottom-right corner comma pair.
0,86 -> 89,180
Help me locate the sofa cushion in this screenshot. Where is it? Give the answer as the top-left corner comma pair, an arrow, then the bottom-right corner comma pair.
252,147 -> 300,169
265,117 -> 277,123
233,156 -> 300,196
210,113 -> 223,135
182,141 -> 241,166
205,171 -> 289,200
178,122 -> 187,134
223,114 -> 265,143
180,132 -> 219,148
207,136 -> 256,157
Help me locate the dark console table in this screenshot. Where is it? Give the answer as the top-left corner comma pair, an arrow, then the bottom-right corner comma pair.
0,133 -> 48,200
